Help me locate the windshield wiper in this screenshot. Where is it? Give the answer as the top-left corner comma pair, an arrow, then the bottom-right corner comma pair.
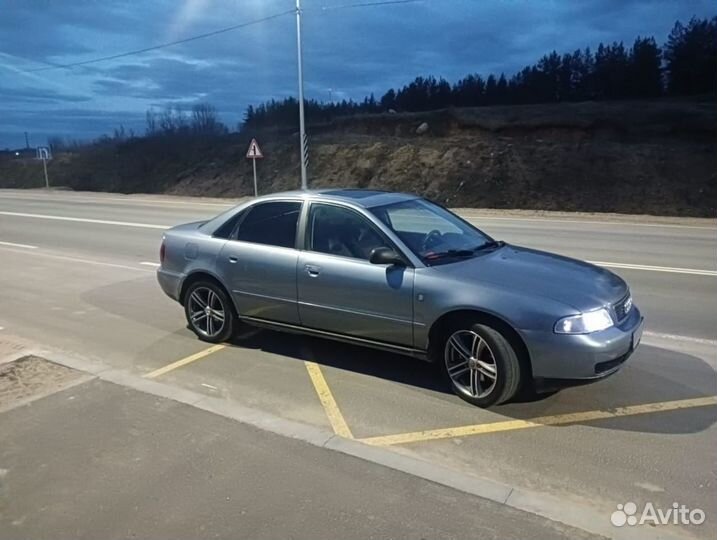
424,241 -> 505,263
473,240 -> 506,252
424,249 -> 476,261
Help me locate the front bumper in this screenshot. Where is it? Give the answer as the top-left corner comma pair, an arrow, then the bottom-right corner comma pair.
525,305 -> 644,385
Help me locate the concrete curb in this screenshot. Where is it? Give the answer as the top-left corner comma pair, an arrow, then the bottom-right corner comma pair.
14,346 -> 698,540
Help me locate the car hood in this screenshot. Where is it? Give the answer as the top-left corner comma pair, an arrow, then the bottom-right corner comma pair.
436,244 -> 628,312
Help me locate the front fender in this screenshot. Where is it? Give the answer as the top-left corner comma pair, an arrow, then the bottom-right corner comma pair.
413,269 -> 573,351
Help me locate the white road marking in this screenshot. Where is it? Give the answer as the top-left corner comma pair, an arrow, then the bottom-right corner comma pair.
140,261 -> 161,267
0,245 -> 154,273
0,211 -> 170,229
588,260 -> 716,276
0,240 -> 38,249
201,383 -> 218,390
1,212 -> 713,277
463,215 -> 715,230
0,193 -> 234,208
642,331 -> 717,347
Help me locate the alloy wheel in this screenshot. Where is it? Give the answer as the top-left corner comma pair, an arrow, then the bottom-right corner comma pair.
188,286 -> 226,338
444,329 -> 498,399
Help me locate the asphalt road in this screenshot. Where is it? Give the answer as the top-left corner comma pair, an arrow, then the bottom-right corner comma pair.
0,189 -> 715,539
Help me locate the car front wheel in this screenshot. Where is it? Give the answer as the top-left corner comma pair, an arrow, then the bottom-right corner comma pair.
442,323 -> 522,408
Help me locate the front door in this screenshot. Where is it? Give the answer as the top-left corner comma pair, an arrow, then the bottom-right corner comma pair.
297,203 -> 414,346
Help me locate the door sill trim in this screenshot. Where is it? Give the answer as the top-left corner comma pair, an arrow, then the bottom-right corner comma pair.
239,316 -> 428,360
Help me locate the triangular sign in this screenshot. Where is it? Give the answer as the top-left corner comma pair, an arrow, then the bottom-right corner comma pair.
246,138 -> 263,159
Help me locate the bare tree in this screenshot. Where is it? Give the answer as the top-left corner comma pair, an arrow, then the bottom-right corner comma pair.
48,135 -> 66,153
113,124 -> 127,141
191,103 -> 227,135
145,103 -> 226,138
158,106 -> 189,135
145,110 -> 158,135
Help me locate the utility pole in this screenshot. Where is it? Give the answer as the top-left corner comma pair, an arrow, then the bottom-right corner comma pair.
295,0 -> 308,190
42,155 -> 49,189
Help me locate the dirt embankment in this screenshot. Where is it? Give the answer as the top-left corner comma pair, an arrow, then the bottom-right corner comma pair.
1,99 -> 715,216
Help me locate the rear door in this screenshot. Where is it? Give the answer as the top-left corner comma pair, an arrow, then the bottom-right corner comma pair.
217,200 -> 301,324
297,202 -> 414,346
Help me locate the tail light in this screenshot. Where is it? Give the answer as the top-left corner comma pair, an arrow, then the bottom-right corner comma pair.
159,240 -> 166,265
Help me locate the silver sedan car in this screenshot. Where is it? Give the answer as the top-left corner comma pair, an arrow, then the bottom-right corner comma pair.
157,189 -> 644,408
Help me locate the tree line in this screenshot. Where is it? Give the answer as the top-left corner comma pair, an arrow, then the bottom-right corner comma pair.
145,103 -> 229,137
47,103 -> 229,152
243,17 -> 716,129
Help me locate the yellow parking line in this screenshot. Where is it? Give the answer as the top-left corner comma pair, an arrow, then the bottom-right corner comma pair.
143,344 -> 226,379
304,361 -> 354,439
358,396 -> 717,447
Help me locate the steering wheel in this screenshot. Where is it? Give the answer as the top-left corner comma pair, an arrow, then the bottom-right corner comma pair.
422,229 -> 443,252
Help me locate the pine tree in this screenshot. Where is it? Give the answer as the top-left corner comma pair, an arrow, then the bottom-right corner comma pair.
664,17 -> 717,95
629,37 -> 662,97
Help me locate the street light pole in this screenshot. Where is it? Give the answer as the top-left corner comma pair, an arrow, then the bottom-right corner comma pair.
295,0 -> 308,190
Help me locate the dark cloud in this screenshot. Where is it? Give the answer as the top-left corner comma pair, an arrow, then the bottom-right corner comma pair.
0,107 -> 145,149
0,86 -> 90,104
0,0 -> 714,147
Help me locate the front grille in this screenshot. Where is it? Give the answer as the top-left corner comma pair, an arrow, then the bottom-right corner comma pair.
613,293 -> 632,322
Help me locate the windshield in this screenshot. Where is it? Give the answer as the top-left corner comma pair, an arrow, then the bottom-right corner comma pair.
370,199 -> 493,265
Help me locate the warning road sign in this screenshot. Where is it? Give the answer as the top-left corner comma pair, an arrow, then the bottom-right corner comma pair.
36,146 -> 52,160
246,138 -> 263,159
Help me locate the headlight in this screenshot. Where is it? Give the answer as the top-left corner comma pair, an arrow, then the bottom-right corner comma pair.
554,308 -> 614,334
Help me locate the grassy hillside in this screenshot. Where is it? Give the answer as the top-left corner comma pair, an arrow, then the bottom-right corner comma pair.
1,99 -> 715,216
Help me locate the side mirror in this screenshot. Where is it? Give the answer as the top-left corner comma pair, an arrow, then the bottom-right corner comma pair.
369,247 -> 405,266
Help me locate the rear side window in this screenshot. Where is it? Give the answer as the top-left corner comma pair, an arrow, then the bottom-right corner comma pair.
235,201 -> 301,248
213,209 -> 245,239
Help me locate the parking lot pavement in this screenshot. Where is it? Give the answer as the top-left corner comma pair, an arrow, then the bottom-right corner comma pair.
142,332 -> 717,538
0,373 -> 601,540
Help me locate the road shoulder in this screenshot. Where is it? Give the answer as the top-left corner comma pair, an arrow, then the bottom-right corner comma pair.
0,367 -> 599,540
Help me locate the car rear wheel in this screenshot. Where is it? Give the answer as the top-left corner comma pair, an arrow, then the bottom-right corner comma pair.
184,281 -> 235,343
441,323 -> 522,408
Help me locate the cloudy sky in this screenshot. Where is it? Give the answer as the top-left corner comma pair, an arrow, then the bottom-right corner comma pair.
1,0 -> 714,148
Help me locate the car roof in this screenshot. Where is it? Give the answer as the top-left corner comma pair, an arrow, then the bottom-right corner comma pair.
258,188 -> 421,209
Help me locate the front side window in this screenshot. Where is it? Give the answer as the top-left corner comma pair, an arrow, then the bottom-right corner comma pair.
235,201 -> 301,248
308,203 -> 390,260
371,199 -> 492,265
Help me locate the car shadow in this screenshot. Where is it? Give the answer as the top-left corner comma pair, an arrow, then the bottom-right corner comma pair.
231,329 -> 450,394
229,330 -> 716,435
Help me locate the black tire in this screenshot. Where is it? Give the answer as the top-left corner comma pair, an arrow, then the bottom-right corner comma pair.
183,280 -> 235,343
438,322 -> 522,408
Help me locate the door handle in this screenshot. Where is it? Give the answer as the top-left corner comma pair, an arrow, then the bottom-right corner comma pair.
228,256 -> 238,263
305,264 -> 321,276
